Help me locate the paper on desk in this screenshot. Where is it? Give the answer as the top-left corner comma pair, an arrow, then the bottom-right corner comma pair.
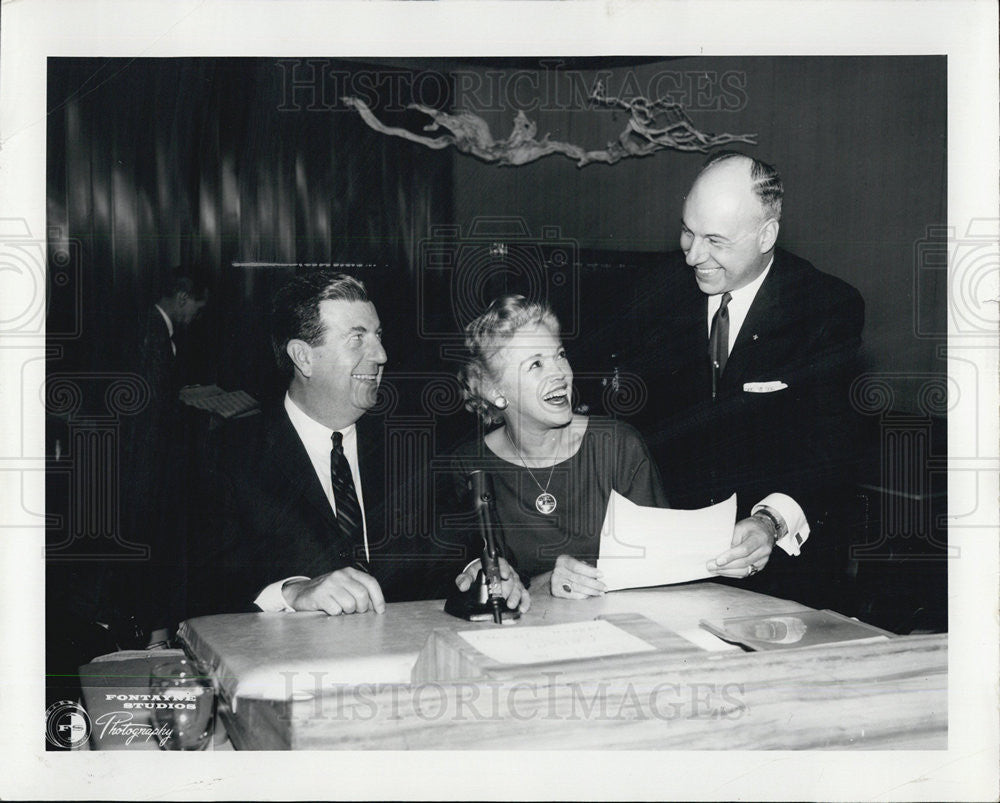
458,620 -> 656,665
596,491 -> 736,591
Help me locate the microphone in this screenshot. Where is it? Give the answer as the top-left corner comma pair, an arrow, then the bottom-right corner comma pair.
443,469 -> 520,623
468,469 -> 504,624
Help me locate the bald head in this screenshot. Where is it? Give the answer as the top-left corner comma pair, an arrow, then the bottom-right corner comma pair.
697,152 -> 783,221
679,153 -> 782,295
688,158 -> 768,231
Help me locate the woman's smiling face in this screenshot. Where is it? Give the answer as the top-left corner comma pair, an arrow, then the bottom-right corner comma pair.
488,321 -> 573,432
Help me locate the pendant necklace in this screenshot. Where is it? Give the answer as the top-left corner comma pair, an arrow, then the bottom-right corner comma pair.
505,426 -> 559,515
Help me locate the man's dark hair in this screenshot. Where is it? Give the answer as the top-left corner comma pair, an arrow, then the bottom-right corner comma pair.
701,150 -> 784,221
270,271 -> 370,374
159,266 -> 211,301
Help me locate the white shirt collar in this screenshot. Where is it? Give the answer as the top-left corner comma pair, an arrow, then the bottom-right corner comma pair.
708,255 -> 774,309
284,391 -> 357,446
153,303 -> 174,339
706,255 -> 775,350
283,393 -> 368,556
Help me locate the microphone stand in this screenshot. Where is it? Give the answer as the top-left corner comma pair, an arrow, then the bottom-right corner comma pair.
444,470 -> 521,624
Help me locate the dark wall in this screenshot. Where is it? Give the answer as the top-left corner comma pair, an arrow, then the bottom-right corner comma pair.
46,58 -> 453,404
452,56 -> 947,412
46,55 -> 946,413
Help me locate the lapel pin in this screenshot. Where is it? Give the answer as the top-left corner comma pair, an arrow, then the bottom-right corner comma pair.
752,334 -> 759,341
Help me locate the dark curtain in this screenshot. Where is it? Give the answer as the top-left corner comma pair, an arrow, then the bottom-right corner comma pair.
44,59 -> 454,671
47,57 -> 452,396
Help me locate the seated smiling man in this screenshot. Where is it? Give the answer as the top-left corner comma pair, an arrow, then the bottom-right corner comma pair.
192,271 -> 528,617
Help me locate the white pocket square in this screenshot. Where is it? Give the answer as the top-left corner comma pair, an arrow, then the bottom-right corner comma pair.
743,381 -> 788,393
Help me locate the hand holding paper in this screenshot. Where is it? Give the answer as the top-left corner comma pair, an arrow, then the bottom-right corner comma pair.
549,555 -> 607,599
596,492 -> 736,591
706,515 -> 776,578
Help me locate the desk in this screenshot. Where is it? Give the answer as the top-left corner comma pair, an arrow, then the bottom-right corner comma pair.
177,583 -> 947,750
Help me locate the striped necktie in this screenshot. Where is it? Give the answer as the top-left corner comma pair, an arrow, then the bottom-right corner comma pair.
330,431 -> 364,561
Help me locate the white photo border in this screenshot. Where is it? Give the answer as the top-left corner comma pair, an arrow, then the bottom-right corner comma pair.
1,1 -> 997,800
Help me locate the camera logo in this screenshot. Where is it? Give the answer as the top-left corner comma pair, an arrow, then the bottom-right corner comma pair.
418,217 -> 579,339
45,700 -> 92,749
914,219 -> 999,338
0,219 -> 82,337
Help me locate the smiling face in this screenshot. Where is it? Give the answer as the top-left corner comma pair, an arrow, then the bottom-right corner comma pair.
680,159 -> 778,295
289,298 -> 387,429
487,321 -> 573,433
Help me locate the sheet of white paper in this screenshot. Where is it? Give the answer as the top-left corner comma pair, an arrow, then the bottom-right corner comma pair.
458,620 -> 656,665
596,491 -> 737,591
676,627 -> 742,653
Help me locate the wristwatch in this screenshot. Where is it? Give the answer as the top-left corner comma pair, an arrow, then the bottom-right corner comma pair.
752,506 -> 788,545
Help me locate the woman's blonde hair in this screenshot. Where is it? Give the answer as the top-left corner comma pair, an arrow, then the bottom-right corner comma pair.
458,294 -> 560,425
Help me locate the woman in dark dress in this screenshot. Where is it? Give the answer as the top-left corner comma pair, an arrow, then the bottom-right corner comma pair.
446,295 -> 669,600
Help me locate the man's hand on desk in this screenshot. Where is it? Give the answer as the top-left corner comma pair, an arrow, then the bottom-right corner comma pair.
706,516 -> 777,579
454,557 -> 531,613
281,568 -> 386,615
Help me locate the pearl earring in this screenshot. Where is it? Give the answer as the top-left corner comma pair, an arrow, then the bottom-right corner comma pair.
493,395 -> 508,410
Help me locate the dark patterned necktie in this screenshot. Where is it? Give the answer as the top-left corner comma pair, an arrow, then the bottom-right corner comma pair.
330,431 -> 364,558
708,291 -> 732,397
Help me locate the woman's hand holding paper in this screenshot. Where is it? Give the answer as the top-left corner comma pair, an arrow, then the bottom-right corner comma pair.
544,555 -> 607,599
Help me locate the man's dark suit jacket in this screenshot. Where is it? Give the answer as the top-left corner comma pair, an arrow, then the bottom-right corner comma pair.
191,406 -> 453,616
625,248 -> 865,603
119,308 -> 187,631
121,308 -> 179,478
48,308 -> 182,653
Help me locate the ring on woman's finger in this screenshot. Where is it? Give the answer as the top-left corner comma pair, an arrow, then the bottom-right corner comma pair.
562,583 -> 572,593
746,564 -> 759,577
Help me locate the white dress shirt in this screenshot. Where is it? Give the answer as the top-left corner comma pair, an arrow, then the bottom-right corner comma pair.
253,394 -> 370,611
153,303 -> 176,356
704,257 -> 810,555
705,257 -> 773,349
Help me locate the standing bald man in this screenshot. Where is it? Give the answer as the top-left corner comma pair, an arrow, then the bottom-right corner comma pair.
629,152 -> 865,606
